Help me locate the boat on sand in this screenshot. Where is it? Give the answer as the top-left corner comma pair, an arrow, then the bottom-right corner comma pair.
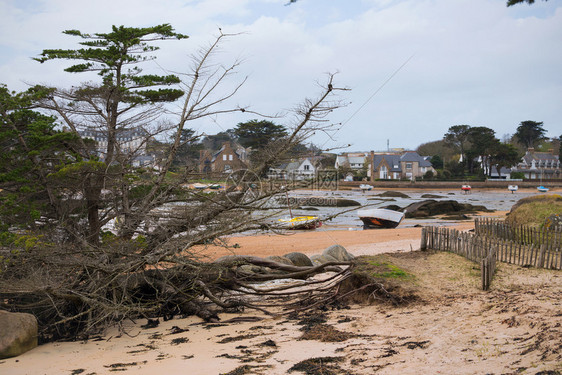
278,216 -> 322,230
357,208 -> 404,229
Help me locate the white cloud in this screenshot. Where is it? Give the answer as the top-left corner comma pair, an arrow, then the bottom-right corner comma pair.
1,0 -> 560,150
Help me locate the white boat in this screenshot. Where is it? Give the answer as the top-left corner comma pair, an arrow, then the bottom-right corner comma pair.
359,184 -> 373,191
508,185 -> 518,193
537,186 -> 549,192
357,208 -> 404,229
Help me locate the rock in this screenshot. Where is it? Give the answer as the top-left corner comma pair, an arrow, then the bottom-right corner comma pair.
266,255 -> 294,266
377,191 -> 410,198
403,199 -> 491,218
237,264 -> 268,275
0,310 -> 38,359
310,254 -> 339,266
283,252 -> 313,267
381,204 -> 402,212
421,194 -> 443,198
322,244 -> 354,261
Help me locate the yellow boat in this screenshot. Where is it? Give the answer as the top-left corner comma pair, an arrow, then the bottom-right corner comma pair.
278,216 -> 322,230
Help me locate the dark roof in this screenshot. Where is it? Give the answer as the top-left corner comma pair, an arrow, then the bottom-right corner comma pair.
400,151 -> 432,167
372,152 -> 433,171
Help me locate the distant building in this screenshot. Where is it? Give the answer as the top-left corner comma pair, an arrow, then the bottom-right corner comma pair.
335,153 -> 369,170
199,141 -> 246,174
370,151 -> 434,181
79,127 -> 158,168
80,128 -> 148,156
510,148 -> 560,180
268,158 -> 316,180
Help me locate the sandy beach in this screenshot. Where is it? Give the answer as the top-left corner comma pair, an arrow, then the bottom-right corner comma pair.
1,209 -> 561,375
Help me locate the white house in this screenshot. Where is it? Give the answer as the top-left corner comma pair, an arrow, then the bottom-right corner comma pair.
269,158 -> 316,180
335,153 -> 369,170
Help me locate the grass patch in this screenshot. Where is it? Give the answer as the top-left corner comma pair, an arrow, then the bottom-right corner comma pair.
356,255 -> 414,280
506,194 -> 562,228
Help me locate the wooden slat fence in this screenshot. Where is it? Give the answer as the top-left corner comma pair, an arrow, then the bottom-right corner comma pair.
475,217 -> 562,251
421,226 -> 562,290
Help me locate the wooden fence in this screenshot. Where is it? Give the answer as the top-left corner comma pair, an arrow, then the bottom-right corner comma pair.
475,217 -> 562,251
421,226 -> 562,290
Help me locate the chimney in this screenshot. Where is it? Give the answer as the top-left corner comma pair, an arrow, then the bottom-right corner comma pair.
528,147 -> 535,153
548,148 -> 554,154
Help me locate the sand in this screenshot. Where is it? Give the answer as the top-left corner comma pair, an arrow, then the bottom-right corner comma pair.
1,211 -> 561,375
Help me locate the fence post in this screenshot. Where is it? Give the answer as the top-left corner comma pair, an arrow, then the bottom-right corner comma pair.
421,227 -> 427,251
538,245 -> 546,268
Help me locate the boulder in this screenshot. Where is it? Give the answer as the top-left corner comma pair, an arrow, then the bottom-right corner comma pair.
266,255 -> 294,266
0,310 -> 38,359
322,244 -> 354,261
421,194 -> 444,198
403,199 -> 490,218
310,254 -> 339,266
377,191 -> 410,198
283,252 -> 313,267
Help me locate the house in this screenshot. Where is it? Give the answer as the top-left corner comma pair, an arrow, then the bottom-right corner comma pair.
79,127 -> 160,168
370,151 -> 434,181
334,153 -> 369,170
199,141 -> 246,174
80,128 -> 149,157
510,148 -> 560,180
268,158 -> 316,180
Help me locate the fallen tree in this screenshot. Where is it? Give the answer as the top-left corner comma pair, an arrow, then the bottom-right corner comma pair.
0,25 -> 354,342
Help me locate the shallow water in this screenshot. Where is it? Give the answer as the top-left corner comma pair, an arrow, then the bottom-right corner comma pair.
271,188 -> 540,231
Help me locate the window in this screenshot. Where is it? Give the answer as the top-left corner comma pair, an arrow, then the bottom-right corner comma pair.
304,165 -> 310,171
223,155 -> 227,161
406,163 -> 412,170
380,165 -> 388,179
229,155 -> 233,161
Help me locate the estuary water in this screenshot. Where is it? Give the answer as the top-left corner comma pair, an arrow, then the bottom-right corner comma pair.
275,188 -> 542,231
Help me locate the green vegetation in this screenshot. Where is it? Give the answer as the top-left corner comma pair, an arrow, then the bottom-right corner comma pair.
354,255 -> 414,280
506,194 -> 562,228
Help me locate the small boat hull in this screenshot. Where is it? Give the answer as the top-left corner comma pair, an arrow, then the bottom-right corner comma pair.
278,216 -> 322,230
537,186 -> 549,192
461,185 -> 471,193
508,185 -> 518,193
357,208 -> 404,229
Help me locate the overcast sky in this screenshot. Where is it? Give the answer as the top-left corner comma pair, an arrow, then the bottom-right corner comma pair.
1,0 -> 561,152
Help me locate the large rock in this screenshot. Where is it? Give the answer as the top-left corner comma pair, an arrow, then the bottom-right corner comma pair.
322,244 -> 354,261
0,310 -> 38,359
266,255 -> 294,266
310,254 -> 339,266
403,199 -> 490,218
283,252 -> 313,267
377,191 -> 410,198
